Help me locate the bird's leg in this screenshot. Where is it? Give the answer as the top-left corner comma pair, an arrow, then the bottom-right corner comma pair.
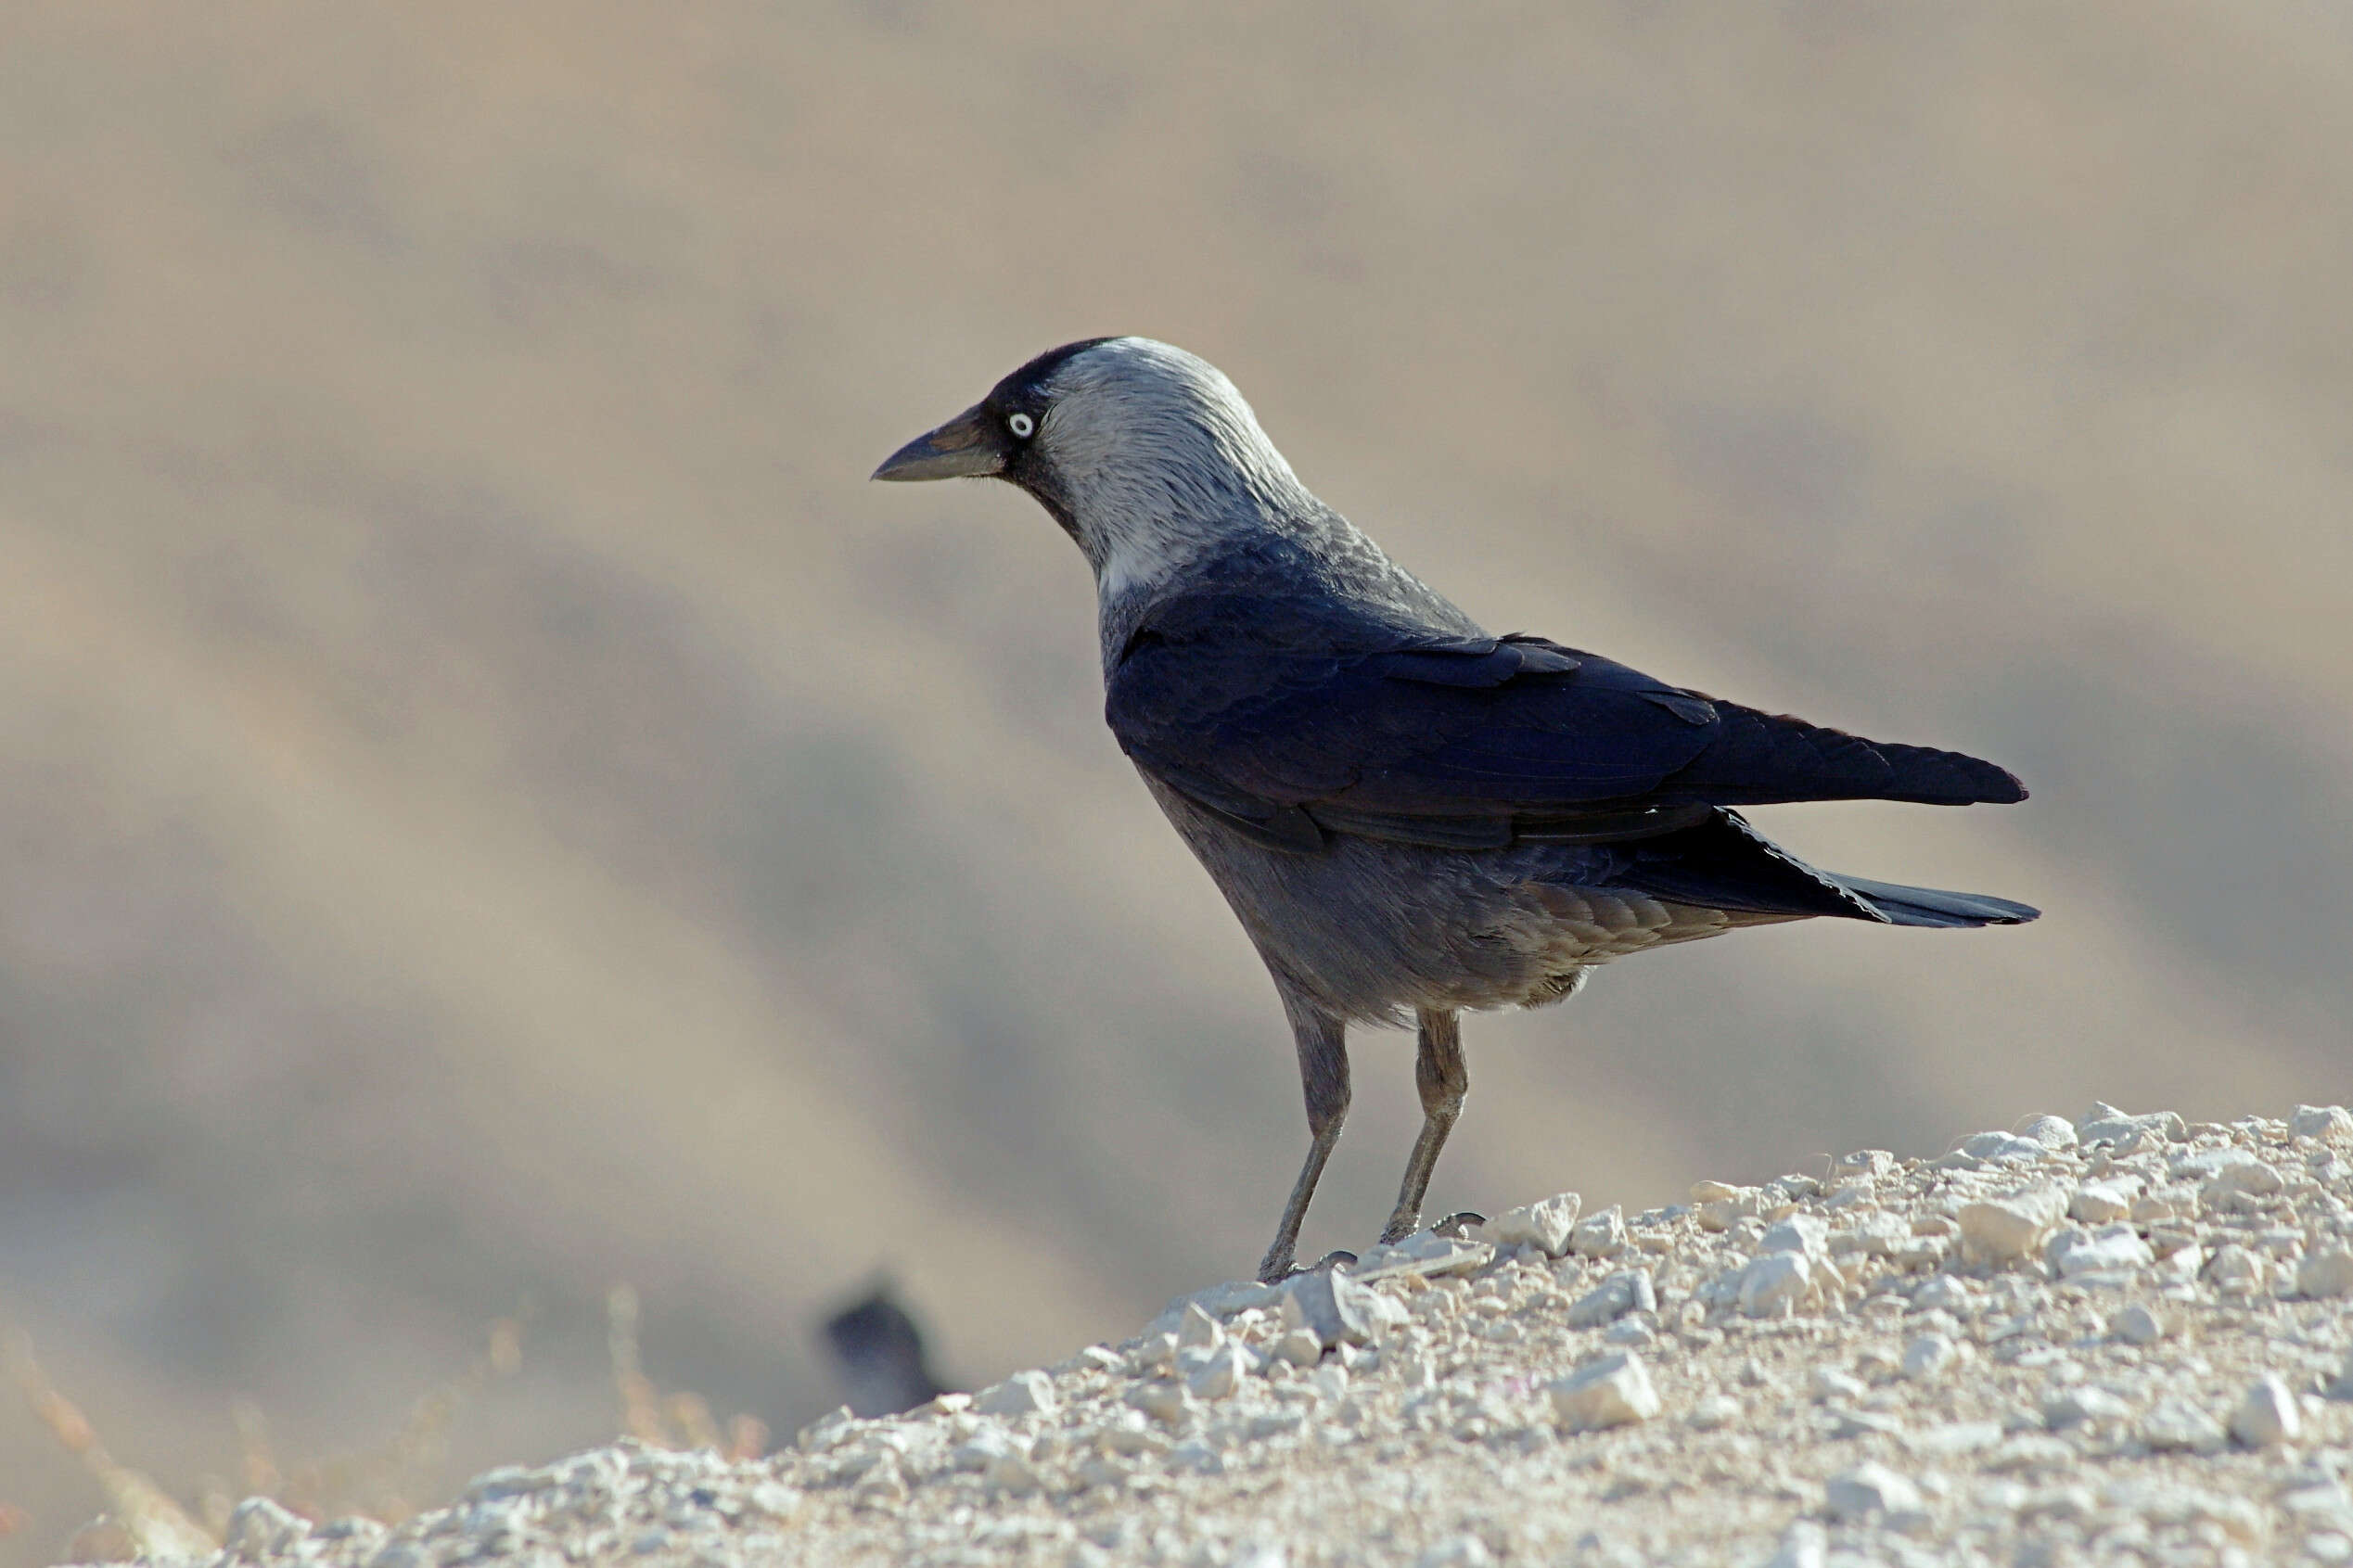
1256,994 -> 1350,1283
1380,1007 -> 1466,1243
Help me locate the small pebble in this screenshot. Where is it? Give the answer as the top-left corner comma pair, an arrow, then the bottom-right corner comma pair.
1904,1420 -> 2001,1457
1687,1394 -> 1741,1430
2042,1385 -> 2129,1428
2206,1243 -> 2266,1294
2140,1398 -> 2229,1454
1810,1365 -> 1867,1402
984,1448 -> 1038,1496
2017,1114 -> 2078,1150
1570,1205 -> 1628,1259
1185,1343 -> 1253,1401
2227,1374 -> 2300,1447
1127,1378 -> 1193,1424
976,1370 -> 1058,1418
224,1498 -> 308,1556
2298,1249 -> 2353,1299
2076,1103 -> 2186,1145
1758,1214 -> 1828,1259
2068,1181 -> 2135,1224
1901,1332 -> 1956,1381
2291,1104 -> 2353,1144
2047,1223 -> 2155,1278
1959,1129 -> 2046,1164
1958,1187 -> 2067,1265
1548,1351 -> 1660,1430
1566,1268 -> 1655,1329
1414,1536 -> 1493,1568
1762,1521 -> 1827,1568
2202,1157 -> 2284,1204
1484,1192 -> 1581,1256
1738,1251 -> 1813,1318
1281,1269 -> 1377,1348
1824,1462 -> 1923,1520
796,1405 -> 856,1453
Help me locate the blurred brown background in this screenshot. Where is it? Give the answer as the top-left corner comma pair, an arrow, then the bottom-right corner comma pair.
2,0 -> 2348,1550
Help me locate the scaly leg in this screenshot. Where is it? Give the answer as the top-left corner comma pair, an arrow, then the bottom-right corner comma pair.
1380,1007 -> 1466,1243
1256,988 -> 1350,1282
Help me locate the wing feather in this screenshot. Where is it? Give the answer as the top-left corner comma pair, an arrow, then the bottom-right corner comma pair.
1106,593 -> 2026,852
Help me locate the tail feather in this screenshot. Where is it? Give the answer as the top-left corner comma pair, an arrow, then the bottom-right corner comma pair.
1598,809 -> 2039,929
1832,873 -> 2040,928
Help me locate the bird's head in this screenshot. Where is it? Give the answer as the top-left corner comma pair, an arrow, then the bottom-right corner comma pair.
874,337 -> 1310,599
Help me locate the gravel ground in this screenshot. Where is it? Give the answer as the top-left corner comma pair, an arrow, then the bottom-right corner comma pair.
153,1102 -> 2353,1568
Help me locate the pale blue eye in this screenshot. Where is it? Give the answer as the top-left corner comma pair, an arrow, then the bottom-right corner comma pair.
1008,413 -> 1036,439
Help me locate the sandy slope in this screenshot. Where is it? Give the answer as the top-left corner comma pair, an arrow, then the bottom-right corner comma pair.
128,1101 -> 2353,1568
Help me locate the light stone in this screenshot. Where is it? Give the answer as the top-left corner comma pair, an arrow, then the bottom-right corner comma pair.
2228,1374 -> 2300,1447
2017,1114 -> 2078,1150
1958,1186 -> 2067,1264
2042,1385 -> 2129,1428
1737,1250 -> 1812,1317
2297,1249 -> 2353,1298
1186,1343 -> 1253,1401
2140,1399 -> 2228,1454
1567,1268 -> 1655,1329
1570,1204 -> 1628,1259
1901,1332 -> 1956,1381
1758,1214 -> 1828,1259
2068,1181 -> 2135,1224
2292,1104 -> 2353,1144
1547,1351 -> 1660,1430
2047,1223 -> 2155,1278
1484,1192 -> 1582,1256
1824,1462 -> 1924,1520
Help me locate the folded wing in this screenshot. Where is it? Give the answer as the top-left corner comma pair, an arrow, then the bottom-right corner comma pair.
1106,593 -> 2027,854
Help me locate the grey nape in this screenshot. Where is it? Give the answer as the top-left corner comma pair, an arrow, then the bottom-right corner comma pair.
876,338 -> 2036,1283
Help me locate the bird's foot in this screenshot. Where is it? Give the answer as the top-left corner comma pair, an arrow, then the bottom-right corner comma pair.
1431,1210 -> 1488,1239
1257,1248 -> 1357,1284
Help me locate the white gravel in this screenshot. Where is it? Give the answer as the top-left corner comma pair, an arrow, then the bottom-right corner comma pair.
136,1102 -> 2353,1566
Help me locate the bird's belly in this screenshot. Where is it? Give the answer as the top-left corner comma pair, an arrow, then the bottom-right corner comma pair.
1140,776 -> 1750,1025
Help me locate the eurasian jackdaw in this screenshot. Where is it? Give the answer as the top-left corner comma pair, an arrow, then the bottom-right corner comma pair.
876,338 -> 2036,1282
822,1285 -> 947,1417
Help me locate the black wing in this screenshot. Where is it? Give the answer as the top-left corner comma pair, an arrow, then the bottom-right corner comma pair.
1106,592 -> 2027,853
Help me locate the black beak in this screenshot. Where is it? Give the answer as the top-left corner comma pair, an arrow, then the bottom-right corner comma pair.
872,403 -> 1010,482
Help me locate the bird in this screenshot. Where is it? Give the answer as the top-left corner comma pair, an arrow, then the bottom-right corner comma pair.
821,1283 -> 948,1417
874,337 -> 2037,1283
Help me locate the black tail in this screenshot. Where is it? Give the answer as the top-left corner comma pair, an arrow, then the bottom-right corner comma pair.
1602,809 -> 2039,928
1830,874 -> 2040,928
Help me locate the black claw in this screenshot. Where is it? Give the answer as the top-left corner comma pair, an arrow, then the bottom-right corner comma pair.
1262,1248 -> 1358,1283
1431,1210 -> 1488,1239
